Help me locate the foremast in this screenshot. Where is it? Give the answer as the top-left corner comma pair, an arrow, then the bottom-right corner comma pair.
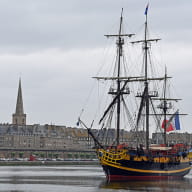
116,9 -> 123,146
105,8 -> 134,146
101,9 -> 134,146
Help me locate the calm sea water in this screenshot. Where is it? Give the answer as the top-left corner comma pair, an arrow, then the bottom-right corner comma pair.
0,165 -> 191,192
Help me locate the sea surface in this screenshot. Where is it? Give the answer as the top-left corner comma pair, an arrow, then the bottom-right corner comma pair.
0,165 -> 192,192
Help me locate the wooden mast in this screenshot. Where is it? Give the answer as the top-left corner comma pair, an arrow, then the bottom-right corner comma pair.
163,68 -> 168,145
103,9 -> 134,146
132,5 -> 160,150
116,9 -> 123,146
144,10 -> 150,150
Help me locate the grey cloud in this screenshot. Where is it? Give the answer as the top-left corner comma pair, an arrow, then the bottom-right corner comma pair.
0,0 -> 190,54
0,0 -> 191,129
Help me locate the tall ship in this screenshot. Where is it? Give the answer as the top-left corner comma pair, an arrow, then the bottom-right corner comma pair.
78,6 -> 191,181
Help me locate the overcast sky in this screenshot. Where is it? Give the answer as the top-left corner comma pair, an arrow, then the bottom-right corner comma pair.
0,0 -> 191,133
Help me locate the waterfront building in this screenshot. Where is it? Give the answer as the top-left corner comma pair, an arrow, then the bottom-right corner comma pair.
0,80 -> 191,159
152,132 -> 192,146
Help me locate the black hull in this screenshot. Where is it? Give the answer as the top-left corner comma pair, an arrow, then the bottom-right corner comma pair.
101,161 -> 191,181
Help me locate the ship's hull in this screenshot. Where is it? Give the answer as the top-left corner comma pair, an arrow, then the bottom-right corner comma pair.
102,161 -> 191,181
98,149 -> 191,181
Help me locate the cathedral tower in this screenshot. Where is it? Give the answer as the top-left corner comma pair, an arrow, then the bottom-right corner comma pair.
12,79 -> 26,125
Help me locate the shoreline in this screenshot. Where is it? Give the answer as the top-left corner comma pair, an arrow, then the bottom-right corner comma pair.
0,160 -> 100,166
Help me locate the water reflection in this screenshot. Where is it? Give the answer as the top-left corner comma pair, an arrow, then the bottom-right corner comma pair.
0,166 -> 105,192
100,177 -> 192,192
0,166 -> 191,192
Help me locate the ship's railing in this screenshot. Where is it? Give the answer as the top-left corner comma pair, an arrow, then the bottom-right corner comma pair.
97,148 -> 190,164
97,149 -> 127,164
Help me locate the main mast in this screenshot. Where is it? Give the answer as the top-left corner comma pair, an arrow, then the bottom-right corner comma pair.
132,5 -> 161,150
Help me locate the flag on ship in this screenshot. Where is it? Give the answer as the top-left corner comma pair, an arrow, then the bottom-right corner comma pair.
144,3 -> 149,15
162,110 -> 181,132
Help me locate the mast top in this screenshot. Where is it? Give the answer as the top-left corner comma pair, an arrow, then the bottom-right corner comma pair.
144,3 -> 149,20
105,8 -> 135,39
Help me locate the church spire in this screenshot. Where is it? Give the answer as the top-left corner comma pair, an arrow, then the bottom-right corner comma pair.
12,79 -> 26,125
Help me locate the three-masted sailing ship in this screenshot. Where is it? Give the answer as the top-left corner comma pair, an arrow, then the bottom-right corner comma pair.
78,6 -> 191,181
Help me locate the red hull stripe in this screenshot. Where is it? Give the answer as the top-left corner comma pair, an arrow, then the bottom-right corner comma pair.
108,175 -> 183,181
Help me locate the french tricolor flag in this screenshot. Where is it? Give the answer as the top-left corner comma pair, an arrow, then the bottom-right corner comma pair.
162,111 -> 181,132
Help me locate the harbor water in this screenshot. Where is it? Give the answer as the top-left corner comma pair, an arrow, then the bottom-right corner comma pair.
0,165 -> 192,192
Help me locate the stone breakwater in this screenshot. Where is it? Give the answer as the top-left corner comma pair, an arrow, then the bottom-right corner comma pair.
0,160 -> 99,166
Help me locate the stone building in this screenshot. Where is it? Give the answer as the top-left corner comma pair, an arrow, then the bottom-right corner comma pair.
0,80 -> 92,158
0,124 -> 92,151
12,79 -> 26,125
0,79 -> 191,159
152,132 -> 192,146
